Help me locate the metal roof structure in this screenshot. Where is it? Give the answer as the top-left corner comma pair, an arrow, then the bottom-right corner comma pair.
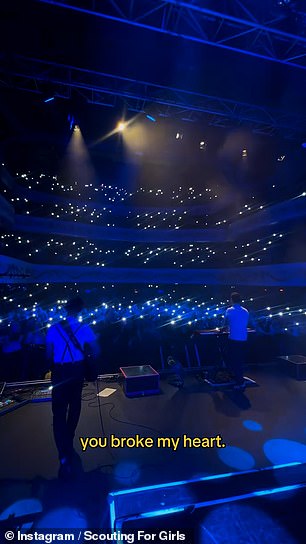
0,1 -> 305,139
1,54 -> 305,137
37,0 -> 306,70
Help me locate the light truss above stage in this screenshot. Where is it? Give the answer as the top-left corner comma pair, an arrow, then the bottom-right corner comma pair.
36,0 -> 306,70
0,54 -> 305,137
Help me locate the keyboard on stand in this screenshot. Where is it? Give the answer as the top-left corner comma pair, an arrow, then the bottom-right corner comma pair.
193,329 -> 258,389
0,381 -> 53,416
31,387 -> 52,402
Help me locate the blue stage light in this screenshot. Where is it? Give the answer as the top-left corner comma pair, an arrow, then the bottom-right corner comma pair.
243,420 -> 263,432
44,97 -> 55,103
264,439 -> 306,464
68,114 -> 75,131
254,483 -> 302,497
0,499 -> 42,521
140,507 -> 185,519
114,461 -> 141,485
146,114 -> 156,122
200,502 -> 297,544
35,507 -> 87,529
218,446 -> 256,470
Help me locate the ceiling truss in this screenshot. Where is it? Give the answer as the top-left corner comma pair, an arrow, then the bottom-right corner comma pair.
0,54 -> 305,137
36,0 -> 306,70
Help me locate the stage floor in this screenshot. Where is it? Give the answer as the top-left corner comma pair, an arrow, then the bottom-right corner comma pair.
1,361 -> 306,531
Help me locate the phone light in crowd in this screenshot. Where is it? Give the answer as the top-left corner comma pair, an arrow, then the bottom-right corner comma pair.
242,148 -> 248,158
175,132 -> 183,140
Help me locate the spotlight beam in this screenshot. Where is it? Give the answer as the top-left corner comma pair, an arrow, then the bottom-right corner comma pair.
1,55 -> 305,137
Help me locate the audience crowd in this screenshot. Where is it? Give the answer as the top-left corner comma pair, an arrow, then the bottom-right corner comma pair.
1,293 -> 305,382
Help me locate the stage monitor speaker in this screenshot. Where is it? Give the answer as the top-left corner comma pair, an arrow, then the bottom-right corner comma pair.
280,355 -> 306,380
120,365 -> 160,397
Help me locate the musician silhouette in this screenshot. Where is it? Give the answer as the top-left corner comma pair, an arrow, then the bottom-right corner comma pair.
222,292 -> 249,390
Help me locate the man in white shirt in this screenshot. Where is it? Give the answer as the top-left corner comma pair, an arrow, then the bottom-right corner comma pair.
223,292 -> 249,389
46,297 -> 100,473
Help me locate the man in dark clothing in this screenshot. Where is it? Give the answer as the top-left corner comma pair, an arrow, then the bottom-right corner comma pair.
223,292 -> 249,389
46,297 -> 100,473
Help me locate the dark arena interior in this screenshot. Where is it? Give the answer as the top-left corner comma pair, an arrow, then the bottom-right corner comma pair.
1,1 -> 306,542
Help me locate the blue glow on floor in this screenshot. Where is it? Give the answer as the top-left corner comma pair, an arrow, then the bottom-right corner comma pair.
218,446 -> 256,470
199,503 -> 296,544
243,420 -> 263,431
264,439 -> 306,464
113,461 -> 141,485
0,499 -> 42,521
35,507 -> 87,529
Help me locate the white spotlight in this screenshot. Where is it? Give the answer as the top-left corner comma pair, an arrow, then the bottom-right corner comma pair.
117,121 -> 126,132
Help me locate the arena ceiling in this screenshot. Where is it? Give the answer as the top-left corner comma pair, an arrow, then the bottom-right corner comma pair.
0,1 -> 306,288
0,0 -> 305,210
0,0 -> 306,138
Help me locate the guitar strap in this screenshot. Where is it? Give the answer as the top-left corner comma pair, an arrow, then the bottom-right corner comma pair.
56,321 -> 84,362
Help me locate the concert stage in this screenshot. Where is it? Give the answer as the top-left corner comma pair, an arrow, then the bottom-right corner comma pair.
0,360 -> 305,541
